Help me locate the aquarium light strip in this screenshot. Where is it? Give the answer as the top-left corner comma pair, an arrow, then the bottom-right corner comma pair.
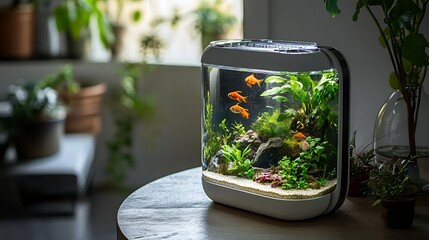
212,40 -> 320,54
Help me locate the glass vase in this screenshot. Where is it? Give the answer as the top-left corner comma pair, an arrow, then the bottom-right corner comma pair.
373,86 -> 429,184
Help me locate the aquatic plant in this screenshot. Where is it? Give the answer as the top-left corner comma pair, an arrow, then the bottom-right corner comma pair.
251,109 -> 292,141
278,156 -> 310,190
297,136 -> 333,170
219,118 -> 232,145
282,137 -> 302,159
261,70 -> 338,139
232,122 -> 246,137
203,92 -> 222,163
222,144 -> 254,179
255,167 -> 284,188
276,136 -> 335,190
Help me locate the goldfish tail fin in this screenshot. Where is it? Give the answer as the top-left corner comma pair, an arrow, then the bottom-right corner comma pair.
243,97 -> 247,103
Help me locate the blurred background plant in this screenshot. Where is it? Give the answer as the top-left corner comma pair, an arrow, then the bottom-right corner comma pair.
163,0 -> 237,50
53,0 -> 114,58
106,63 -> 155,189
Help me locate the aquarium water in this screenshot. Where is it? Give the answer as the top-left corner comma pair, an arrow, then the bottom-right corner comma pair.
200,40 -> 349,220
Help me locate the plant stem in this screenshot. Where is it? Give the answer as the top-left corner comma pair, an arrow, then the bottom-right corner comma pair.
362,1 -> 400,80
404,88 -> 417,159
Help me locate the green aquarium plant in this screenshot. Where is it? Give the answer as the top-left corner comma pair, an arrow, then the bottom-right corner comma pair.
232,122 -> 246,136
256,136 -> 335,190
219,118 -> 232,146
278,156 -> 310,189
261,70 -> 339,139
203,92 -> 223,163
251,108 -> 292,141
222,144 -> 254,179
297,136 -> 334,171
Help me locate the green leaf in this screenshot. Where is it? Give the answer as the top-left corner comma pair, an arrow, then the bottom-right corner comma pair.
96,11 -> 114,49
277,113 -> 290,122
324,0 -> 341,17
388,0 -> 421,32
401,33 -> 429,67
264,76 -> 286,84
389,71 -> 402,90
272,96 -> 288,102
353,0 -> 394,21
260,87 -> 284,96
378,27 -> 390,48
132,10 -> 142,23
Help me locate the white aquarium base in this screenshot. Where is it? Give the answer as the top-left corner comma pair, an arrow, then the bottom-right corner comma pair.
202,176 -> 334,221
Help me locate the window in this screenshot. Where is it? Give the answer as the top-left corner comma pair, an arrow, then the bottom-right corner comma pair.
93,0 -> 243,65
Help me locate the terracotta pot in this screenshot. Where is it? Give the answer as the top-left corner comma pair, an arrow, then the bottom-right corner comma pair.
61,83 -> 106,134
381,198 -> 416,228
0,4 -> 35,59
14,117 -> 65,159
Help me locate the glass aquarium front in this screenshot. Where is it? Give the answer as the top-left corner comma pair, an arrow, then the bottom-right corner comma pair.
202,65 -> 340,200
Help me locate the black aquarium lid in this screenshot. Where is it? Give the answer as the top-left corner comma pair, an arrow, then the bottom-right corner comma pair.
201,39 -> 335,72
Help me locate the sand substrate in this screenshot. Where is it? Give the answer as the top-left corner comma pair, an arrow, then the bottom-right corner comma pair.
202,170 -> 337,199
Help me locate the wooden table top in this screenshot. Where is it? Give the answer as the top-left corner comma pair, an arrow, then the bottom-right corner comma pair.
117,167 -> 429,240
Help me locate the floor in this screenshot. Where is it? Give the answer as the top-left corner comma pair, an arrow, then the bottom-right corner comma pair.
0,185 -> 132,240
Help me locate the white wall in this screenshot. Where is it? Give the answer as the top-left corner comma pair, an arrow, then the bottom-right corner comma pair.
244,0 -> 429,150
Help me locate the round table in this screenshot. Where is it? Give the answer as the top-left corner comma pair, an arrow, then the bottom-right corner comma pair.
117,167 -> 429,240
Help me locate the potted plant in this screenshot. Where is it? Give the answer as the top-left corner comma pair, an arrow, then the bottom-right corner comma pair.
0,0 -> 35,59
53,0 -> 114,59
325,1 -> 429,177
41,64 -> 106,134
99,0 -> 143,58
367,159 -> 419,228
348,130 -> 375,196
7,82 -> 66,159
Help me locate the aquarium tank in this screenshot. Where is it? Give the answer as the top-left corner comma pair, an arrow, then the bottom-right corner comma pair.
200,39 -> 349,220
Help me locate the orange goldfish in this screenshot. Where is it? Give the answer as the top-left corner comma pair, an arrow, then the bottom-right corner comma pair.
228,91 -> 247,103
240,109 -> 249,119
293,132 -> 307,141
230,103 -> 249,119
245,74 -> 264,88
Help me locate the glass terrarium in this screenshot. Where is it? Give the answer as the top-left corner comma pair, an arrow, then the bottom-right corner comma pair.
200,39 -> 350,220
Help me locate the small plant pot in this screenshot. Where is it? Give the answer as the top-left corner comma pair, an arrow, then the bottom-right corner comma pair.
61,83 -> 106,134
381,198 -> 416,228
348,176 -> 365,197
0,4 -> 35,59
14,116 -> 65,159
